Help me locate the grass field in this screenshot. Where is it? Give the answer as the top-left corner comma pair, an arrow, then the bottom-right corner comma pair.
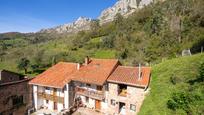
139,53 -> 204,115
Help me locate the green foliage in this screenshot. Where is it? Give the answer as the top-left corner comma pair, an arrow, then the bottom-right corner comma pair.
102,35 -> 115,48
198,61 -> 204,81
139,53 -> 204,115
167,92 -> 201,112
170,75 -> 182,85
17,58 -> 30,74
0,0 -> 204,75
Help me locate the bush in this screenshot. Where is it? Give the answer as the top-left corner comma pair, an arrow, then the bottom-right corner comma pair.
170,75 -> 182,85
167,92 -> 201,113
198,61 -> 204,81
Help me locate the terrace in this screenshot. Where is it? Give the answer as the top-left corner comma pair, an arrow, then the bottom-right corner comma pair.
37,92 -> 64,104
75,86 -> 105,100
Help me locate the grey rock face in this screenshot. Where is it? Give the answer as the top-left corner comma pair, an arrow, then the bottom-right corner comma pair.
98,0 -> 153,24
39,17 -> 92,34
39,0 -> 155,34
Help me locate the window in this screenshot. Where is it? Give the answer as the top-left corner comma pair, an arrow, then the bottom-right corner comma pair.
12,96 -> 23,106
111,99 -> 116,106
85,97 -> 89,103
45,87 -> 50,90
103,99 -> 108,103
118,84 -> 127,97
46,100 -> 48,104
86,84 -> 91,87
130,104 -> 136,111
97,85 -> 103,91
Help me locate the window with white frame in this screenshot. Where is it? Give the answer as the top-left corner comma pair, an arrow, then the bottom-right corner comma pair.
130,104 -> 136,111
111,99 -> 116,106
85,96 -> 89,103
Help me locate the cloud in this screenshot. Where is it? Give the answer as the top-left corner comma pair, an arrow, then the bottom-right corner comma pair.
0,14 -> 57,33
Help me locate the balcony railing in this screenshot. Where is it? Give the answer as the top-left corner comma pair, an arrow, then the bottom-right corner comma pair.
75,87 -> 105,100
37,92 -> 64,103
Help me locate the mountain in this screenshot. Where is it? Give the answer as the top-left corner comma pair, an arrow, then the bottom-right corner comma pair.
98,0 -> 153,24
39,0 -> 154,33
39,17 -> 92,34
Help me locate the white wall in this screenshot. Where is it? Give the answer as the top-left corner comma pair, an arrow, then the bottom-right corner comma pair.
64,84 -> 69,109
33,85 -> 38,110
57,103 -> 63,111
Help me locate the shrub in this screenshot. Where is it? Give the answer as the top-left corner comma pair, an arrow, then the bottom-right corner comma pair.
170,75 -> 182,85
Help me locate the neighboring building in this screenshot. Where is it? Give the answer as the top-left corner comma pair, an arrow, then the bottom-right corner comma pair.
0,70 -> 33,115
29,57 -> 151,114
0,70 -> 24,84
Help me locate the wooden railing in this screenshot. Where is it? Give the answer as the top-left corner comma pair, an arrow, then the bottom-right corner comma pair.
75,87 -> 105,100
37,92 -> 64,103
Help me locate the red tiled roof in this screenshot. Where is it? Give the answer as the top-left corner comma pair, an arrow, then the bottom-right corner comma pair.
71,58 -> 119,86
107,66 -> 151,88
29,62 -> 77,88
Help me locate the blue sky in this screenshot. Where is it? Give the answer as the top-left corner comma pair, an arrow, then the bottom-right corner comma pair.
0,0 -> 117,33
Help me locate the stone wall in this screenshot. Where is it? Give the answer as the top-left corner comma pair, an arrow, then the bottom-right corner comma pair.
107,83 -> 146,115
0,79 -> 33,115
0,70 -> 24,84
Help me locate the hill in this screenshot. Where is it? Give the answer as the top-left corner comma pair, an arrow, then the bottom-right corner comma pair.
0,0 -> 204,76
139,53 -> 204,115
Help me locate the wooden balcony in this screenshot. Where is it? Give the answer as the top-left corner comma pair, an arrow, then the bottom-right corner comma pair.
75,87 -> 105,100
37,92 -> 64,103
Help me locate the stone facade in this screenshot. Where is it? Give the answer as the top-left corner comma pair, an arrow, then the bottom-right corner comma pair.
107,83 -> 146,115
0,78 -> 33,115
0,70 -> 24,84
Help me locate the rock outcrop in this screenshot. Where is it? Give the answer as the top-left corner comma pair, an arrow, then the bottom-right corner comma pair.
39,0 -> 154,34
39,17 -> 92,34
98,0 -> 153,24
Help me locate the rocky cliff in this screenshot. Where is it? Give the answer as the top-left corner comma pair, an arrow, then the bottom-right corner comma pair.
98,0 -> 153,24
39,0 -> 154,33
39,17 -> 92,34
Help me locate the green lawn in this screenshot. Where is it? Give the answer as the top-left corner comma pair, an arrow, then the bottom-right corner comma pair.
93,50 -> 116,59
139,53 -> 204,115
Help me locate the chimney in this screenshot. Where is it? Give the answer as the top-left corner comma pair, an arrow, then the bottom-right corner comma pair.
85,56 -> 89,65
77,63 -> 81,70
138,63 -> 142,80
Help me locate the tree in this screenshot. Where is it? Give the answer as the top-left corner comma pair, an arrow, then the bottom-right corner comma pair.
90,19 -> 100,37
114,13 -> 125,31
33,49 -> 45,66
198,61 -> 204,81
17,58 -> 30,74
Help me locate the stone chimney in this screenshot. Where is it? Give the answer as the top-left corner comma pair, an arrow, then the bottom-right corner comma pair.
85,56 -> 90,65
138,63 -> 142,80
77,63 -> 81,70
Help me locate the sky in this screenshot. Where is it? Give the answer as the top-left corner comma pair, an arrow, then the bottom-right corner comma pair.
0,0 -> 117,33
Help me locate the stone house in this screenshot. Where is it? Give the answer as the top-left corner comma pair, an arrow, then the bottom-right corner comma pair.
0,70 -> 33,115
29,57 -> 151,114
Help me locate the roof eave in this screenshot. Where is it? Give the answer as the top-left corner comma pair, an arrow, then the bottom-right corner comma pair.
29,83 -> 65,89
107,80 -> 147,88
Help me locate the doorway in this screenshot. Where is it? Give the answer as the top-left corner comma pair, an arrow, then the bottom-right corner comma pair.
54,102 -> 57,110
95,100 -> 101,110
119,102 -> 126,115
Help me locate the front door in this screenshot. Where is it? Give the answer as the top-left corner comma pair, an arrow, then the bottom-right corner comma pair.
54,102 -> 57,110
95,100 -> 101,110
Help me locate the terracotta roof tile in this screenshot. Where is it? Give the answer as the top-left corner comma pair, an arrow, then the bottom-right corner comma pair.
107,66 -> 151,88
71,58 -> 119,85
29,62 -> 77,88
